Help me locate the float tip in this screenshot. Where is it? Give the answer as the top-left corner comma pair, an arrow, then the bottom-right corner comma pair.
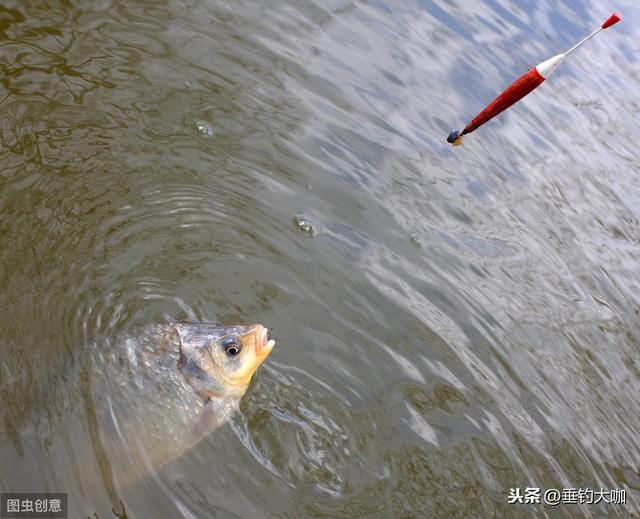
602,13 -> 621,29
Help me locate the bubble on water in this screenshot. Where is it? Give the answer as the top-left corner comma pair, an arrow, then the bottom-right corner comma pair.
410,234 -> 423,247
293,215 -> 317,236
193,120 -> 214,137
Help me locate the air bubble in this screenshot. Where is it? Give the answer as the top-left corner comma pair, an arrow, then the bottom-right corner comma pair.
293,215 -> 317,236
193,120 -> 214,137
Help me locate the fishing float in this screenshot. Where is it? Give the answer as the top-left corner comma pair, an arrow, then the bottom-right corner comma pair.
447,12 -> 621,146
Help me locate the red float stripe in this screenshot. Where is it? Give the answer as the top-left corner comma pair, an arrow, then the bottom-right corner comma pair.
602,12 -> 621,29
463,67 -> 545,135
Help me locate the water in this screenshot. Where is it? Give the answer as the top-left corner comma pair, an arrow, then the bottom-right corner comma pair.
1,0 -> 639,517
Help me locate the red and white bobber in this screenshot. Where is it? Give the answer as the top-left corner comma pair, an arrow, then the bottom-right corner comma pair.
447,12 -> 621,146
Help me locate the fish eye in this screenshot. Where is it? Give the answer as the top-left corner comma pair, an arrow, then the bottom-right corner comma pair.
221,336 -> 241,356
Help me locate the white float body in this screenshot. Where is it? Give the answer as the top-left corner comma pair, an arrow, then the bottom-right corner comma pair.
535,53 -> 566,79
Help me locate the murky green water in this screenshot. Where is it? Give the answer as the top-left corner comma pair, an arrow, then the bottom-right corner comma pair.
1,1 -> 639,517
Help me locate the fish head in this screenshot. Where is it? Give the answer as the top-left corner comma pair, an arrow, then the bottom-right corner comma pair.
174,323 -> 275,399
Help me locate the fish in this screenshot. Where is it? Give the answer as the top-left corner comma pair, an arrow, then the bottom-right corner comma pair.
0,321 -> 275,516
85,322 -> 275,493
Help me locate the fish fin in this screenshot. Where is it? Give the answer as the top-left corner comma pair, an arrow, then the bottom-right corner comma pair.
190,398 -> 238,440
452,136 -> 463,147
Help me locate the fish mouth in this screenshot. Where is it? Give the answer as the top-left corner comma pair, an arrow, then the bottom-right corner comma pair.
254,324 -> 275,358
